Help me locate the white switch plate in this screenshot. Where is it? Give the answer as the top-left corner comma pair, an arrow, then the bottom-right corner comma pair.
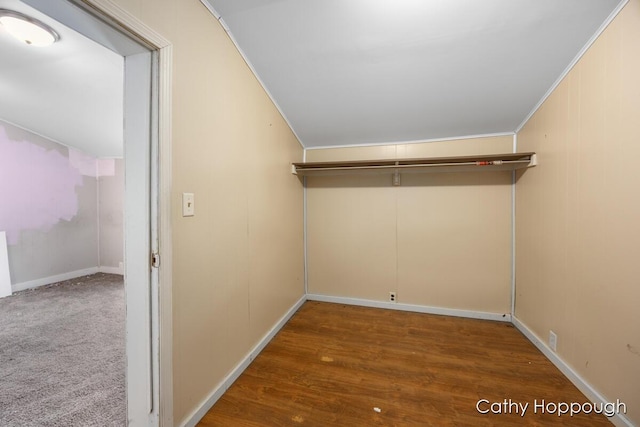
182,193 -> 195,217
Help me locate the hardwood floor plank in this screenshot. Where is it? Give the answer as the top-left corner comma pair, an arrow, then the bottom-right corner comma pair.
199,302 -> 613,426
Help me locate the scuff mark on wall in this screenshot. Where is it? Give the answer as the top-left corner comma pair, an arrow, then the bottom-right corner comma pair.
0,125 -> 83,245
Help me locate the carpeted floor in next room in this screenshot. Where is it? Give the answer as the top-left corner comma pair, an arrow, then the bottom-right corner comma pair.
0,273 -> 125,427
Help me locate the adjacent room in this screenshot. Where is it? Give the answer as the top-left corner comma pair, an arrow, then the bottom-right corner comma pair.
0,0 -> 127,424
0,0 -> 638,426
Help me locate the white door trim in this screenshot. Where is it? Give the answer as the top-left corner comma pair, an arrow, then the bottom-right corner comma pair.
73,1 -> 174,424
123,49 -> 154,420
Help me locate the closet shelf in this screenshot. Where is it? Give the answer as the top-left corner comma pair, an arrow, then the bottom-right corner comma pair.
292,152 -> 537,177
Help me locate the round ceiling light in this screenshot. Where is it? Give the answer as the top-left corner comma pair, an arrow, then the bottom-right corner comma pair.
0,10 -> 59,47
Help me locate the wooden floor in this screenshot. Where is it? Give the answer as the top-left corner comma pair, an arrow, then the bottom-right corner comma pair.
199,302 -> 612,426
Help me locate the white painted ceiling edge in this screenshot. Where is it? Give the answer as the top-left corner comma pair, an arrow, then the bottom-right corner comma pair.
0,0 -> 126,158
201,0 -> 625,150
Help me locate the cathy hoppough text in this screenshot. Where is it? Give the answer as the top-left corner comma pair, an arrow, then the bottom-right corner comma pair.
476,399 -> 627,418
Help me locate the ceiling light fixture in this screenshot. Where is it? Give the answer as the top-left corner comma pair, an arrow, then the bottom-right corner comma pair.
0,9 -> 59,47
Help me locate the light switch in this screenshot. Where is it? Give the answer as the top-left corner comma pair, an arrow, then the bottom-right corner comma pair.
182,193 -> 195,217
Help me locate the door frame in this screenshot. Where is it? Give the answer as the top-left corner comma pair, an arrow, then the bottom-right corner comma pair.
70,1 -> 174,424
16,0 -> 173,423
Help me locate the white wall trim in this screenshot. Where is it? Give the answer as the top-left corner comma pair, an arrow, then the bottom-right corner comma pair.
78,0 -> 170,50
304,132 -> 515,152
198,0 -> 220,19
180,295 -> 307,427
510,133 -> 517,316
302,150 -> 308,295
156,43 -> 174,427
307,294 -> 511,323
512,316 -> 633,427
303,176 -> 308,295
515,0 -> 629,133
12,267 -> 99,292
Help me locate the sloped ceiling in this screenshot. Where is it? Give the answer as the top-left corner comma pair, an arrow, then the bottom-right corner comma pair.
202,0 -> 624,148
0,0 -> 124,158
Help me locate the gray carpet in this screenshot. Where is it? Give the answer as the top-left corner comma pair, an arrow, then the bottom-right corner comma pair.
0,273 -> 126,426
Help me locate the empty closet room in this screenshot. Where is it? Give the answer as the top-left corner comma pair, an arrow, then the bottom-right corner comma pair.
186,0 -> 639,424
1,0 -> 639,426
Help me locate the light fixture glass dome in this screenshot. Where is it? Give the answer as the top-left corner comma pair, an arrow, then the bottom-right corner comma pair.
0,10 -> 59,47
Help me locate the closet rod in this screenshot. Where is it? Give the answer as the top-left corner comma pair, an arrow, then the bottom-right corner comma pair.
294,159 -> 531,173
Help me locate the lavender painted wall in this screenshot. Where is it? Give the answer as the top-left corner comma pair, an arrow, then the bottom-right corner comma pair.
0,126 -> 82,245
0,121 -> 99,287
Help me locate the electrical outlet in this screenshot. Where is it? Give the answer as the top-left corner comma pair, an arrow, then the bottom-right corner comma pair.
389,291 -> 396,303
549,330 -> 558,351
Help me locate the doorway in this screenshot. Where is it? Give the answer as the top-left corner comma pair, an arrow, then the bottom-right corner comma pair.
14,0 -> 172,424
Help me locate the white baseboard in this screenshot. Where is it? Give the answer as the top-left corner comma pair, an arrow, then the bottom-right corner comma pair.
306,294 -> 512,323
12,267 -> 99,292
98,266 -> 124,275
180,295 -> 307,427
512,316 -> 634,427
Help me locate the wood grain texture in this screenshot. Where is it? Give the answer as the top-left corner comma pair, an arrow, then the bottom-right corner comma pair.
199,302 -> 612,426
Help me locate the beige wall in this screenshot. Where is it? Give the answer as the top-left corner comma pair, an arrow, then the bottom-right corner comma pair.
107,0 -> 304,424
307,136 -> 513,314
515,0 -> 640,423
98,159 -> 124,271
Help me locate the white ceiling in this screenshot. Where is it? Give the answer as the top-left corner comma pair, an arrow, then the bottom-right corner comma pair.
203,0 -> 623,149
0,1 -> 624,155
0,0 -> 124,158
